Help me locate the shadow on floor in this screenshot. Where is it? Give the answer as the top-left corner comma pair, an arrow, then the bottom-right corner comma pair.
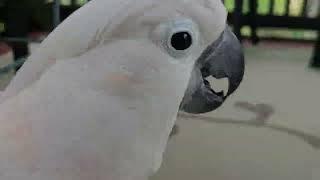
177,101 -> 320,149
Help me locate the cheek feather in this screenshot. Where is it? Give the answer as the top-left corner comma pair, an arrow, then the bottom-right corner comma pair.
5,120 -> 38,172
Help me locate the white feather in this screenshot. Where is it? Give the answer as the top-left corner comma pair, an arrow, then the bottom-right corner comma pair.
0,0 -> 227,179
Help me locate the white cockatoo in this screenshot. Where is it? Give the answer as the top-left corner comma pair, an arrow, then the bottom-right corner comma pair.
0,0 -> 244,179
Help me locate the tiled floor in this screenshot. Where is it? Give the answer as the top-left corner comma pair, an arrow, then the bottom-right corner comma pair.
1,42 -> 320,180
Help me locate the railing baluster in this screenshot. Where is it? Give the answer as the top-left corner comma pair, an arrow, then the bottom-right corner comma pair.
52,0 -> 61,28
249,0 -> 259,44
269,0 -> 275,15
285,0 -> 290,16
310,31 -> 320,67
301,0 -> 308,17
233,0 -> 244,42
71,0 -> 77,6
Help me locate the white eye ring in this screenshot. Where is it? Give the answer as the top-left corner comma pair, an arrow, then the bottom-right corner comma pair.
165,19 -> 199,58
151,18 -> 199,59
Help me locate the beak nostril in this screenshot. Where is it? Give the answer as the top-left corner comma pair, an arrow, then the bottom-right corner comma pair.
201,67 -> 211,77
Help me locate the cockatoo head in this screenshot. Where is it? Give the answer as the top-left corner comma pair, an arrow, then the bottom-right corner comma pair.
5,0 -> 244,115
75,0 -> 245,114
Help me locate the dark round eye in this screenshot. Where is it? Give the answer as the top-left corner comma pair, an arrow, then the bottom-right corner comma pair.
170,31 -> 192,50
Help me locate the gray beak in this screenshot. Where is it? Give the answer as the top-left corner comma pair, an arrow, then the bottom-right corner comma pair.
180,26 -> 245,114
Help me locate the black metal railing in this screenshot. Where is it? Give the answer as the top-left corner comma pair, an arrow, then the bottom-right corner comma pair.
0,0 -> 319,71
226,0 -> 320,67
227,0 -> 320,43
0,0 -> 89,73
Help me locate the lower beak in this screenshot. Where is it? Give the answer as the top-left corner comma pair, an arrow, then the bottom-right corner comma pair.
181,26 -> 245,114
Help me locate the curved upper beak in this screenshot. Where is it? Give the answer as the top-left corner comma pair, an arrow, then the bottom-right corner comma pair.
180,26 -> 245,114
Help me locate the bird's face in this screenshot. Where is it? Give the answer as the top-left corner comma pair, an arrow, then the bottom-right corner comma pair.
2,1 -> 244,116
90,0 -> 244,114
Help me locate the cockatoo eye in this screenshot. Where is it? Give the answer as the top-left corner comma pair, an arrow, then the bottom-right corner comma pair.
151,18 -> 199,59
166,28 -> 195,59
170,31 -> 193,50
165,19 -> 199,59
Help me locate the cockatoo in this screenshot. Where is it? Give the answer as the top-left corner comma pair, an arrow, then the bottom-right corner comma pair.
0,0 -> 244,179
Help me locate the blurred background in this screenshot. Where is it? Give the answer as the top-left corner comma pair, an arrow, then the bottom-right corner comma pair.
0,0 -> 320,180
